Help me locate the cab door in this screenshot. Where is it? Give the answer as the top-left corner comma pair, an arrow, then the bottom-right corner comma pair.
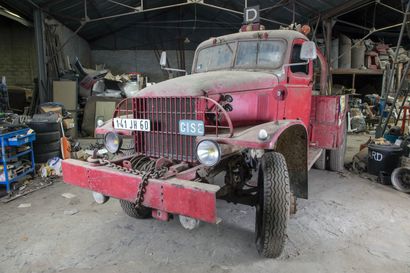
280,39 -> 314,127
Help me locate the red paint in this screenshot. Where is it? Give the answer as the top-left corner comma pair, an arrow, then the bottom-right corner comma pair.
401,106 -> 410,133
63,29 -> 347,224
62,159 -> 218,223
310,95 -> 348,149
152,209 -> 170,221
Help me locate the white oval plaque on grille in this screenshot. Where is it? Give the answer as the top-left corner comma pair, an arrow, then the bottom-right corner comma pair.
179,120 -> 205,136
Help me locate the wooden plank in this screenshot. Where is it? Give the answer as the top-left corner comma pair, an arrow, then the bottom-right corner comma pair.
332,68 -> 384,75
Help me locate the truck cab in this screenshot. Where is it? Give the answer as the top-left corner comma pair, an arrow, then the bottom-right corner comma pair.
62,27 -> 347,258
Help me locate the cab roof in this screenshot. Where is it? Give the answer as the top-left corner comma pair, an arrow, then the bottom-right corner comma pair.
197,29 -> 308,49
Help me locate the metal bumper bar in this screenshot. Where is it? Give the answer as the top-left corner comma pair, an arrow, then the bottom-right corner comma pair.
62,159 -> 220,223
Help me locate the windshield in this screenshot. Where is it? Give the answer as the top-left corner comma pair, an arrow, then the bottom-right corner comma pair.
196,42 -> 236,72
195,40 -> 286,73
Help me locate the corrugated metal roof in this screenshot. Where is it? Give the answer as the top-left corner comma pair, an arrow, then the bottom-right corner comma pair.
0,0 -> 406,49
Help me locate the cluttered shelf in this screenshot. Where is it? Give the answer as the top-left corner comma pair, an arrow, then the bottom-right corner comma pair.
331,68 -> 384,75
0,167 -> 34,185
0,127 -> 36,192
0,148 -> 32,163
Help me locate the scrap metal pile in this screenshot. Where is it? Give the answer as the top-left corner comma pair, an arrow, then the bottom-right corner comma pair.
74,58 -> 147,99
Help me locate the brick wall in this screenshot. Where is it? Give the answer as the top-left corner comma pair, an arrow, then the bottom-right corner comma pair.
0,18 -> 37,89
0,17 -> 91,89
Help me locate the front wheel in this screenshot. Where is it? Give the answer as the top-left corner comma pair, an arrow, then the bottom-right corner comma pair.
119,200 -> 151,219
255,152 -> 290,258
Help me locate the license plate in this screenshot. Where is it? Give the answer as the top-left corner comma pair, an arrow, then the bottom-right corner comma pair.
179,120 -> 204,136
113,118 -> 150,131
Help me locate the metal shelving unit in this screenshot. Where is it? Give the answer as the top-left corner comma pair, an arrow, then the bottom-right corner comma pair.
0,128 -> 36,192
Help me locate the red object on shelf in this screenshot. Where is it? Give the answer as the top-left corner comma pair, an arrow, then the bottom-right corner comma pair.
401,106 -> 410,133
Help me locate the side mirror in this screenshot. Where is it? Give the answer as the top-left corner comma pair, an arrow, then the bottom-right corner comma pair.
159,51 -> 188,75
160,51 -> 167,67
300,41 -> 317,61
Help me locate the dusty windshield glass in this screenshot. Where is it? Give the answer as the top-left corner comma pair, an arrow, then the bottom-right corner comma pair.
195,40 -> 286,72
236,40 -> 286,68
196,42 -> 236,72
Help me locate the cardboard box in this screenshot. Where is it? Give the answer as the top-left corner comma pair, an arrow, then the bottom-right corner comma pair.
71,150 -> 87,160
53,81 -> 77,110
63,118 -> 75,129
40,105 -> 62,115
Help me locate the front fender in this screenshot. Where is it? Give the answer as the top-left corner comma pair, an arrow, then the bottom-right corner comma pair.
202,120 -> 309,199
199,120 -> 307,149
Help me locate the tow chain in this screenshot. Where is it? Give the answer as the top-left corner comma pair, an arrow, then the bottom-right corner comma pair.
94,157 -> 167,208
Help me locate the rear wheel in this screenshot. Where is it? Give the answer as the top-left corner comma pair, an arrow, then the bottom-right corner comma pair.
119,200 -> 151,219
255,152 -> 290,258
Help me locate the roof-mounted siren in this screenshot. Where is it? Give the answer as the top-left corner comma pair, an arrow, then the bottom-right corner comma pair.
240,5 -> 265,32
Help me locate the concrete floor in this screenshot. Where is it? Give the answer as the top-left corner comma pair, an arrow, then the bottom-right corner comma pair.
1,135 -> 410,273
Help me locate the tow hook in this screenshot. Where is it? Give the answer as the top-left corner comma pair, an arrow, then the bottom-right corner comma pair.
179,215 -> 200,230
87,148 -> 102,164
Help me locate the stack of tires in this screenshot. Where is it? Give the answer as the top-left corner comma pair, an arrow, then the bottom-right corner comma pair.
27,120 -> 61,163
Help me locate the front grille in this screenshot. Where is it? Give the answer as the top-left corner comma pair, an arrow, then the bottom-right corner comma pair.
113,96 -> 233,163
135,97 -> 197,162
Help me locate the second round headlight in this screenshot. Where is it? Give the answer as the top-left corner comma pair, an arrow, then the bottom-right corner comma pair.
104,132 -> 122,153
196,140 -> 221,166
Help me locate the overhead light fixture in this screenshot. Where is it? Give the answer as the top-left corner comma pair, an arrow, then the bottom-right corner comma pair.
4,9 -> 22,19
0,5 -> 32,27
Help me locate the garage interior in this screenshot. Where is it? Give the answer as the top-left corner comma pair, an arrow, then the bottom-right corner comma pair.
0,0 -> 409,272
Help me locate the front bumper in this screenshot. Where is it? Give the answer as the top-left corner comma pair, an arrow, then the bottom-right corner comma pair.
62,159 -> 220,223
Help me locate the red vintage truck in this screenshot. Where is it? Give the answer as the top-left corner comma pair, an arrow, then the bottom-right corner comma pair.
62,25 -> 347,258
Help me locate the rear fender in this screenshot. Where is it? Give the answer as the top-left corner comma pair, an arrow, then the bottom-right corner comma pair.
202,120 -> 308,199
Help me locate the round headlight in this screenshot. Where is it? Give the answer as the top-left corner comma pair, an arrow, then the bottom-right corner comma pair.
104,132 -> 122,153
196,140 -> 221,167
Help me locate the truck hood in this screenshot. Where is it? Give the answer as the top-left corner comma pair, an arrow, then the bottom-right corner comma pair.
137,70 -> 278,97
